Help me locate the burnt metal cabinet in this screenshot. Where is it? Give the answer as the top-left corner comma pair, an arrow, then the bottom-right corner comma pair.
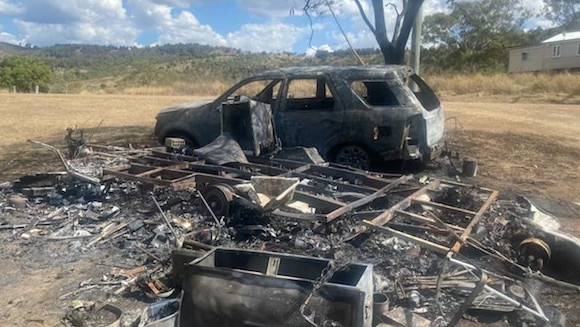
182,248 -> 373,327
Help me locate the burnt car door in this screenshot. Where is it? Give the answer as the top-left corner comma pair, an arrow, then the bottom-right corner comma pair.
181,78 -> 282,147
274,77 -> 344,157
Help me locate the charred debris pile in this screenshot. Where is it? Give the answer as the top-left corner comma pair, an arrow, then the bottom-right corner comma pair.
1,136 -> 579,326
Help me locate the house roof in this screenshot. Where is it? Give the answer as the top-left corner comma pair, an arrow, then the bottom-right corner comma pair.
542,31 -> 580,43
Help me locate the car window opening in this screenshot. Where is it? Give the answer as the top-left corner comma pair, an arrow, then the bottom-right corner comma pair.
286,78 -> 335,111
351,80 -> 400,106
229,79 -> 282,105
407,75 -> 440,111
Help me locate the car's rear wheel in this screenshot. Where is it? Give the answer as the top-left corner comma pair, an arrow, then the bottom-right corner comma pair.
333,145 -> 372,170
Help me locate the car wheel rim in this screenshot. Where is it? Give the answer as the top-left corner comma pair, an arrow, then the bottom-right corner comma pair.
335,145 -> 370,170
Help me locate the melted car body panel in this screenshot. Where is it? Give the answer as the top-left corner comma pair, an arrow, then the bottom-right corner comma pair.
154,65 -> 445,167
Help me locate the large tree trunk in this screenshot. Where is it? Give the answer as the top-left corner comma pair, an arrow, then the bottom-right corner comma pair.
372,0 -> 398,64
370,0 -> 425,65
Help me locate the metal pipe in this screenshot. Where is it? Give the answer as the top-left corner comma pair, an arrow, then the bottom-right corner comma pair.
150,192 -> 179,246
448,258 -> 549,322
480,285 -> 548,322
197,190 -> 222,227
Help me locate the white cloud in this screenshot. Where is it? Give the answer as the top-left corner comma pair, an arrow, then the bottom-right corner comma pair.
11,0 -> 138,46
237,0 -> 298,17
150,0 -> 192,6
157,10 -> 227,45
522,0 -> 545,14
17,0 -> 127,24
126,0 -> 226,46
0,0 -> 24,15
329,28 -> 377,50
0,30 -> 22,44
4,0 -> 307,49
334,0 -> 450,30
525,16 -> 556,30
422,0 -> 450,15
127,0 -> 174,28
226,22 -> 311,52
333,0 -> 371,16
521,0 -> 555,29
15,20 -> 139,46
305,43 -> 333,56
319,0 -> 380,50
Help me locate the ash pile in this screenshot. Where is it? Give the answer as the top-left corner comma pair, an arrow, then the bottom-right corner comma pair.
1,135 -> 579,327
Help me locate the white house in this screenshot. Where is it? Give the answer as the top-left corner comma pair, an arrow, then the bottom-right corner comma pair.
508,31 -> 580,73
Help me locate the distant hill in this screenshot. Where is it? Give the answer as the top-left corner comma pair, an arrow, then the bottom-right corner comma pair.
0,42 -> 384,93
0,42 -> 29,57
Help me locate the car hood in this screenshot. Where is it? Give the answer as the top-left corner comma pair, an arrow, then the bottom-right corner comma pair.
158,99 -> 214,114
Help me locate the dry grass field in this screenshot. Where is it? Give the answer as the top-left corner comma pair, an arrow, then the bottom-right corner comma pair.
0,94 -> 194,181
0,93 -> 579,325
444,101 -> 580,204
427,73 -> 580,104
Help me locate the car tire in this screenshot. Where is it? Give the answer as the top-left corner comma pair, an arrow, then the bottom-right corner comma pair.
333,145 -> 373,170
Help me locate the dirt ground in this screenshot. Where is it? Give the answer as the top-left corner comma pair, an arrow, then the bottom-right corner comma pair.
0,94 -> 578,326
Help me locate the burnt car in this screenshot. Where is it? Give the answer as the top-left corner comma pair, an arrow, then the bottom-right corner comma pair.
154,66 -> 444,169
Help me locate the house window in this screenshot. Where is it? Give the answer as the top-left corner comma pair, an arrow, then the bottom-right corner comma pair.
521,52 -> 529,61
552,44 -> 561,57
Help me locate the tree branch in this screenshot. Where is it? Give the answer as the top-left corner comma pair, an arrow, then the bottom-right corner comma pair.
388,0 -> 406,43
372,0 -> 395,62
302,0 -> 318,51
394,0 -> 424,56
326,1 -> 366,65
354,0 -> 377,35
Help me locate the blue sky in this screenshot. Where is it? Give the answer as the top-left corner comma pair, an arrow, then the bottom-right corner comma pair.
0,0 -> 550,53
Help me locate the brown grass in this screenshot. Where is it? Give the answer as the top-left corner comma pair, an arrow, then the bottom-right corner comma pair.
0,93 -> 205,180
425,73 -> 580,104
122,80 -> 230,96
444,101 -> 580,203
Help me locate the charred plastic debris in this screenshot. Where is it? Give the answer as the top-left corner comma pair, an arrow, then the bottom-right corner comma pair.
1,97 -> 579,327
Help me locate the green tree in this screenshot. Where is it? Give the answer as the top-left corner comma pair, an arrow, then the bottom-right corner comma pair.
422,0 -> 530,73
544,0 -> 579,30
0,56 -> 53,92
